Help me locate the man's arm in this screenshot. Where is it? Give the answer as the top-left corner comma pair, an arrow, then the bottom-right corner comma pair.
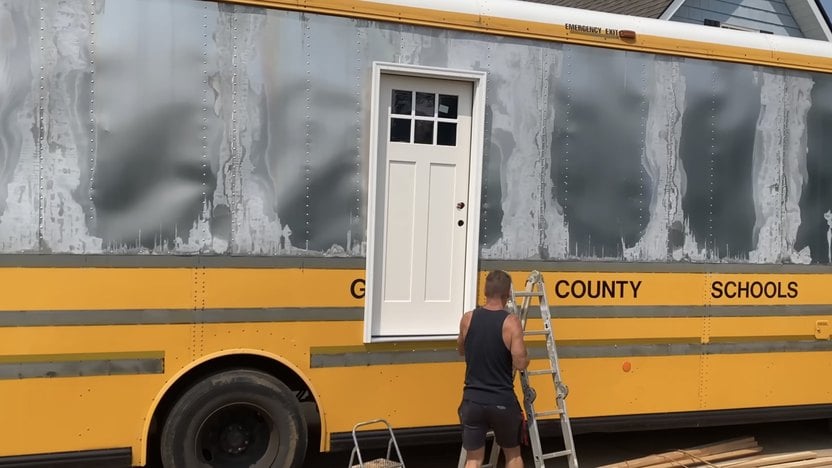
504,314 -> 529,371
457,311 -> 473,356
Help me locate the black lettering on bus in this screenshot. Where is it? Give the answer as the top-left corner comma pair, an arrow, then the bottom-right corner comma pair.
552,279 -> 646,299
777,282 -> 787,298
711,281 -> 723,299
763,281 -> 777,298
571,281 -> 586,298
736,281 -> 749,297
601,281 -> 615,298
616,280 -> 627,297
587,281 -> 600,299
350,278 -> 365,299
788,281 -> 798,298
555,280 -> 570,298
726,281 -> 737,298
630,281 -> 642,298
749,281 -> 763,298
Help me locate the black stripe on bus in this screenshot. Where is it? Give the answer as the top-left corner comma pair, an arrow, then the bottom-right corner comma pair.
0,305 -> 829,327
0,254 -> 830,273
0,352 -> 164,380
0,448 -> 131,467
0,308 -> 364,327
525,305 -> 832,318
309,338 -> 832,367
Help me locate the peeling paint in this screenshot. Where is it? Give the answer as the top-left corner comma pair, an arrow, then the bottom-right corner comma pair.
1,0 -> 831,265
40,0 -> 102,253
481,41 -> 560,260
750,71 -> 813,264
781,74 -> 813,264
625,60 -> 696,261
0,1 -> 38,251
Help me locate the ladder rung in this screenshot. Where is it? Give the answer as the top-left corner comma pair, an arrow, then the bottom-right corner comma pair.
534,409 -> 564,418
514,291 -> 544,298
524,330 -> 550,337
541,449 -> 573,460
526,368 -> 557,376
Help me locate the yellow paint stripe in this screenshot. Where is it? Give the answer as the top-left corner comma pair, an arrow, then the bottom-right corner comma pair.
204,268 -> 363,308
490,271 -> 831,307
708,335 -> 813,343
0,268 -> 194,310
0,268 -> 829,310
219,0 -> 832,73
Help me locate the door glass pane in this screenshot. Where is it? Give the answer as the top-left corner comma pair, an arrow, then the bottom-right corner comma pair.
414,120 -> 434,144
390,118 -> 411,142
437,122 -> 457,146
438,94 -> 458,119
392,90 -> 412,115
415,92 -> 436,117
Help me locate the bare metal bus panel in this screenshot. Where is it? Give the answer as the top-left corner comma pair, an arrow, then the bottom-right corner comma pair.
1,0 -> 831,264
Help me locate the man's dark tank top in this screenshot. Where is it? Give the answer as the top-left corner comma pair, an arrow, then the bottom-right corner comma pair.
463,307 -> 516,406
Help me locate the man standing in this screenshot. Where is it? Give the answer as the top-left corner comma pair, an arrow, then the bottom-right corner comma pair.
457,270 -> 530,468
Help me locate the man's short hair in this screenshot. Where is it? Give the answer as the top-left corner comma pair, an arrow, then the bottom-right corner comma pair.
484,270 -> 512,300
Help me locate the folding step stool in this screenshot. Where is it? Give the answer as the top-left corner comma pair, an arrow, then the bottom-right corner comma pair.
349,419 -> 405,468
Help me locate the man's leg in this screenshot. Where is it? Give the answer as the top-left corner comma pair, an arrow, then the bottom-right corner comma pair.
502,446 -> 523,468
464,447 -> 486,468
459,400 -> 487,468
488,402 -> 525,467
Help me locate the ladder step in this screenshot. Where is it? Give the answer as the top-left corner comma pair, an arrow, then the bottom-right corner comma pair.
541,449 -> 573,460
524,330 -> 551,337
526,368 -> 557,376
514,291 -> 544,298
534,409 -> 564,418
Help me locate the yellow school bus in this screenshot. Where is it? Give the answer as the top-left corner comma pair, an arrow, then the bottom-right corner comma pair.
2,0 -> 832,466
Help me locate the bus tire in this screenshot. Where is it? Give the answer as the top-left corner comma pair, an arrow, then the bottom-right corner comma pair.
160,369 -> 307,468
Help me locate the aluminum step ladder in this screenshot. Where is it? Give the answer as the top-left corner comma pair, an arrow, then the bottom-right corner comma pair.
514,270 -> 579,468
348,419 -> 405,468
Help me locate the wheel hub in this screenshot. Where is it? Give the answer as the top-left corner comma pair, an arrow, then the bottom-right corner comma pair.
220,423 -> 251,454
196,402 -> 278,466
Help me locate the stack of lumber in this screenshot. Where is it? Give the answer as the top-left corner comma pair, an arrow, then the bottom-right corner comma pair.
598,436 -> 832,468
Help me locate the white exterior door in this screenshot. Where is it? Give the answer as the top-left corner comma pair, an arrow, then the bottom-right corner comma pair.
370,74 -> 474,338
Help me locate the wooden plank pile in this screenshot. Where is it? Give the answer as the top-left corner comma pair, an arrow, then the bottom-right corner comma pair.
598,436 -> 832,468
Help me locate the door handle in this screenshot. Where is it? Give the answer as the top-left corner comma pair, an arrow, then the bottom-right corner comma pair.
456,202 -> 465,210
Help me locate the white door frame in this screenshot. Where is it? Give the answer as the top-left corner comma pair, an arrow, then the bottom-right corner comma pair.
364,62 -> 487,343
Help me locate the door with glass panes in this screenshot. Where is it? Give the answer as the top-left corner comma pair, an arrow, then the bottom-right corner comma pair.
370,74 -> 473,338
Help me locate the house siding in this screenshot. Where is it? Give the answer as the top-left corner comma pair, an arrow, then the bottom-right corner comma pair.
671,0 -> 804,36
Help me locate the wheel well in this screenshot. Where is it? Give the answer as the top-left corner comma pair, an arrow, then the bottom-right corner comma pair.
148,354 -> 320,464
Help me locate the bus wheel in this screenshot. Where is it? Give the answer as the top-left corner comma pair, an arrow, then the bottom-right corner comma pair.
160,369 -> 307,468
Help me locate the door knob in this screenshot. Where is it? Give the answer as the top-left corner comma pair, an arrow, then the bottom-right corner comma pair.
456,202 -> 465,210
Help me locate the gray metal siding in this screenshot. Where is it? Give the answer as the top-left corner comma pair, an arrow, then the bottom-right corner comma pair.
4,0 -> 832,264
671,0 -> 804,36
